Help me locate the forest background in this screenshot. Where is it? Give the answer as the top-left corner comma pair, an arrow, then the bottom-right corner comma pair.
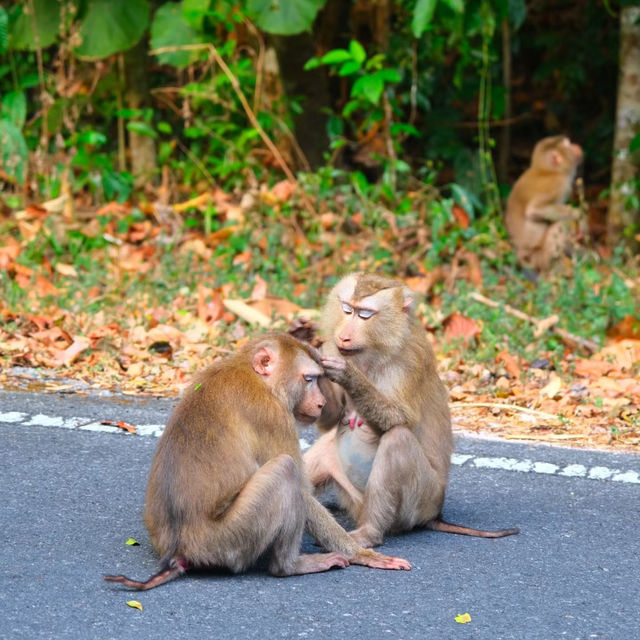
0,0 -> 639,450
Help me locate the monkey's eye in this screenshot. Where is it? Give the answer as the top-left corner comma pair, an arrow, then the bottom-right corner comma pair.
341,302 -> 354,315
357,309 -> 375,320
303,375 -> 317,384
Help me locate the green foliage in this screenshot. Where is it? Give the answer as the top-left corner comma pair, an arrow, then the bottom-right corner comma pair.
150,2 -> 202,67
247,0 -> 327,35
75,0 -> 150,59
9,0 -> 60,50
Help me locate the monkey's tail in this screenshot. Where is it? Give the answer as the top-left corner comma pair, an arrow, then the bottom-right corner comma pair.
104,556 -> 190,590
427,517 -> 519,538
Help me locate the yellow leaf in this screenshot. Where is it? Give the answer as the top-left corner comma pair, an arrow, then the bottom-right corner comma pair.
540,373 -> 563,399
455,613 -> 471,624
127,600 -> 143,611
125,537 -> 139,546
55,262 -> 78,277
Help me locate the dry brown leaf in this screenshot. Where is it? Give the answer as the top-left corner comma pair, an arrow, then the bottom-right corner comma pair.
540,373 -> 563,399
49,337 -> 90,367
55,263 -> 78,277
270,179 -> 295,203
442,313 -> 481,344
223,299 -> 271,326
496,350 -> 521,378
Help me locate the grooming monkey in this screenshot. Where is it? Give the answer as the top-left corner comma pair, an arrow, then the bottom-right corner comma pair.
105,334 -> 410,590
505,135 -> 584,273
303,274 -> 519,548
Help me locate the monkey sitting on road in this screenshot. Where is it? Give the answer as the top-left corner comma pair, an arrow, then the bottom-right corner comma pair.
302,273 -> 519,548
104,333 -> 410,590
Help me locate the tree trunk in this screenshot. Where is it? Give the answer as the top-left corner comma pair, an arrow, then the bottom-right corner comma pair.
272,32 -> 331,170
123,39 -> 157,186
608,6 -> 640,248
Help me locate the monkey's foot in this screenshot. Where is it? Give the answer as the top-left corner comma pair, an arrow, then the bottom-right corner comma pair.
290,552 -> 349,575
350,548 -> 411,571
349,525 -> 383,548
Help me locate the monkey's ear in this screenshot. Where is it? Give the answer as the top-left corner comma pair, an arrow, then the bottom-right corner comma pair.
402,289 -> 414,314
252,345 -> 278,377
549,151 -> 562,168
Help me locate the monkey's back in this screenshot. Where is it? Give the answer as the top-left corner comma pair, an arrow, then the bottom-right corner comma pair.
143,356 -> 291,559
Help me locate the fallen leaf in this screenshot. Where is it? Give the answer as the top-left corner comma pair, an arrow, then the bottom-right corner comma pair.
125,538 -> 140,546
126,600 -> 143,611
223,299 -> 271,327
270,179 -> 295,203
451,204 -> 470,229
455,613 -> 471,624
540,373 -> 563,398
55,263 -> 78,277
251,275 -> 268,300
608,315 -> 640,340
442,313 -> 481,344
100,420 -> 137,435
496,350 -> 521,379
49,337 -> 91,367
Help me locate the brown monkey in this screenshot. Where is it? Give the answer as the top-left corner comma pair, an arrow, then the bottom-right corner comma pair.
104,333 -> 410,590
304,274 -> 519,548
505,135 -> 584,272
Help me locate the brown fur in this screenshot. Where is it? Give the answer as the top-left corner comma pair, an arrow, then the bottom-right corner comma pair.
304,274 -> 519,547
104,333 -> 410,590
505,135 -> 583,273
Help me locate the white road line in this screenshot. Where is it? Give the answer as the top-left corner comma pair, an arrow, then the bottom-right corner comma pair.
1,410 -> 639,485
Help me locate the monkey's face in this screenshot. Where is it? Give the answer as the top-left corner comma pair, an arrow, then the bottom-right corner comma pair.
290,354 -> 326,424
323,274 -> 413,363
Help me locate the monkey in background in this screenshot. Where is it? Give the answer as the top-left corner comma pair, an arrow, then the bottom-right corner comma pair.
303,273 -> 519,548
505,135 -> 584,273
104,333 -> 410,590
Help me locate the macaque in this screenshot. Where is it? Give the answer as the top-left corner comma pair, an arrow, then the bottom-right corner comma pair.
505,135 -> 583,273
104,334 -> 410,590
304,274 -> 519,548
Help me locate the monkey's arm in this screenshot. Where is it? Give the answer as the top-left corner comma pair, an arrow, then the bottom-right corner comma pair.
303,491 -> 411,570
322,356 -> 411,435
526,203 -> 581,224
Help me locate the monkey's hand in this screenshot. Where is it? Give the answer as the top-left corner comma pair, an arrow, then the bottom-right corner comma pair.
289,317 -> 323,347
350,548 -> 411,571
321,355 -> 350,385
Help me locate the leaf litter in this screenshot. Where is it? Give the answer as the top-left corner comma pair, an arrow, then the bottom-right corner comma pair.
0,187 -> 638,453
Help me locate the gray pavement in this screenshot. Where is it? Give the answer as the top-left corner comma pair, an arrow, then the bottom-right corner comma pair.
0,389 -> 639,640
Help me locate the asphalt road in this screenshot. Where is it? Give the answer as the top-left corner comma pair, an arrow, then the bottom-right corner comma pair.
0,389 -> 639,640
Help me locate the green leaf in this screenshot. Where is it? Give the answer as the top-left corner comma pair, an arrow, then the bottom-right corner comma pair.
74,0 -> 150,59
351,73 -> 384,104
377,68 -> 401,83
182,0 -> 210,30
338,60 -> 362,76
0,119 -> 28,184
247,0 -> 326,35
0,7 -> 8,54
125,537 -> 140,546
412,0 -> 437,38
509,0 -> 527,30
320,49 -> 352,65
2,91 -> 27,129
10,0 -> 60,50
150,2 -> 202,67
157,121 -> 172,134
349,40 -> 366,64
303,57 -> 321,70
441,0 -> 464,13
126,121 -> 158,138
629,133 -> 640,154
